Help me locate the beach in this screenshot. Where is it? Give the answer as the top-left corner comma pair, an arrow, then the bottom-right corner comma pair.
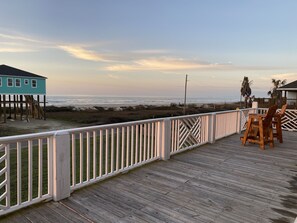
0,102 -> 240,137
47,95 -> 239,108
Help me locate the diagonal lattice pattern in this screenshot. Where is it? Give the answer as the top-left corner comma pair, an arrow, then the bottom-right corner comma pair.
0,144 -> 9,210
178,117 -> 202,149
240,110 -> 250,131
282,110 -> 297,131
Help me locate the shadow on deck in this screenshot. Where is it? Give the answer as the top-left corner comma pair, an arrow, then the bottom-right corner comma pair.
1,131 -> 297,223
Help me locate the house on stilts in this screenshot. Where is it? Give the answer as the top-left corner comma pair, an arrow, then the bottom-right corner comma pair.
0,64 -> 47,122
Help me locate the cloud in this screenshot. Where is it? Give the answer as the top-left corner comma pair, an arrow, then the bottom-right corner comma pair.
0,33 -> 42,43
0,31 -> 112,62
271,73 -> 296,82
105,58 -> 231,71
0,47 -> 37,53
131,49 -> 169,55
59,45 -> 110,62
107,74 -> 120,79
257,73 -> 296,85
0,32 -> 53,54
1,31 -> 287,74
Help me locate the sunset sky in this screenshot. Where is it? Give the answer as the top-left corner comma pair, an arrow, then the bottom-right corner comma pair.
0,0 -> 296,99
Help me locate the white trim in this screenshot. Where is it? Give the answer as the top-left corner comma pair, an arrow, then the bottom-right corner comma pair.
0,77 -> 2,87
31,79 -> 37,88
0,74 -> 46,79
7,78 -> 13,87
24,79 -> 29,85
278,88 -> 297,91
15,78 -> 21,87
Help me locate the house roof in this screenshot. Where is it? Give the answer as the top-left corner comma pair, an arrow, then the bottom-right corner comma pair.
278,80 -> 297,91
0,64 -> 46,79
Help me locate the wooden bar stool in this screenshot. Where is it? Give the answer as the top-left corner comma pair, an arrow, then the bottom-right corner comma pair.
241,105 -> 278,150
273,104 -> 287,143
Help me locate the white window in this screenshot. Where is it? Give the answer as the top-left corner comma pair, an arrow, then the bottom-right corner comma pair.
15,78 -> 21,87
0,77 -> 2,87
24,79 -> 29,85
32,79 -> 37,88
7,78 -> 13,87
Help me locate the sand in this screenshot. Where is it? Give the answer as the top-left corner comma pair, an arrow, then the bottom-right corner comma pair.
0,117 -> 79,137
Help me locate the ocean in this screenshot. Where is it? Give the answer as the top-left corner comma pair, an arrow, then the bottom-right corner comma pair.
47,95 -> 239,108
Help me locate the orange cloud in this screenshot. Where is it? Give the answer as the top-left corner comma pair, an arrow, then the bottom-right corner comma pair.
271,73 -> 296,82
106,58 -> 229,71
59,45 -> 110,62
0,47 -> 37,53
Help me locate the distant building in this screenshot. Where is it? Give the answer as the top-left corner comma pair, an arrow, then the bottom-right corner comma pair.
278,80 -> 297,106
0,64 -> 47,122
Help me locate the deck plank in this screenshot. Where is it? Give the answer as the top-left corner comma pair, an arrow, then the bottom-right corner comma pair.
1,131 -> 297,223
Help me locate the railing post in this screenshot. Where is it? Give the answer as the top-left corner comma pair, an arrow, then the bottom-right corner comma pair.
236,109 -> 242,134
252,101 -> 258,113
52,131 -> 70,201
158,118 -> 171,160
208,113 -> 216,143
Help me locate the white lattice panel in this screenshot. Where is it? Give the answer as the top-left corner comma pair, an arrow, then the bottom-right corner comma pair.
282,110 -> 297,131
240,110 -> 250,131
0,144 -> 9,210
259,108 -> 297,132
178,117 -> 202,149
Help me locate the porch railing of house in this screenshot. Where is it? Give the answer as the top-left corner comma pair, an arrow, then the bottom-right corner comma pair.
0,107 -> 296,216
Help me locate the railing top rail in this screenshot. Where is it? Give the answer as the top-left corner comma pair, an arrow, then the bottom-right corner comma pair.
0,131 -> 56,143
169,108 -> 254,121
0,117 -> 166,142
169,112 -> 211,120
239,108 -> 256,112
259,107 -> 296,112
66,117 -> 165,133
0,108 -> 259,142
215,109 -> 252,115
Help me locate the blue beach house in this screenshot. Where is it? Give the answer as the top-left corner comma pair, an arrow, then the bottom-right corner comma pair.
0,64 -> 47,122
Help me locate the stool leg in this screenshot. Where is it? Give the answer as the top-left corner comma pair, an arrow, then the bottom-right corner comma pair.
269,127 -> 274,148
277,118 -> 283,143
259,121 -> 265,150
242,118 -> 252,145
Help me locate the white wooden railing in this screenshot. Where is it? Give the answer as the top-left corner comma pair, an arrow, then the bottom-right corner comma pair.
170,114 -> 209,155
1,107 -> 296,216
258,108 -> 297,132
0,132 -> 54,216
67,119 -> 162,191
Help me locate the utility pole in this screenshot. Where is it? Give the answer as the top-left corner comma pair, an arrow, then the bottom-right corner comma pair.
183,74 -> 188,115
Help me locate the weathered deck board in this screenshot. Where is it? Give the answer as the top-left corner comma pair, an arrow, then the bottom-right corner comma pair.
1,131 -> 297,223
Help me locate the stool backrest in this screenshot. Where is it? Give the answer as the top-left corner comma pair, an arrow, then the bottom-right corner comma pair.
263,104 -> 278,128
278,104 -> 287,117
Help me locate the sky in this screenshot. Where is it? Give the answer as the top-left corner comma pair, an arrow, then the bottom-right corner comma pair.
0,0 -> 296,99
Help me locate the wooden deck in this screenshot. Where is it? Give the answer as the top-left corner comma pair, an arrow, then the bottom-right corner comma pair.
1,131 -> 297,223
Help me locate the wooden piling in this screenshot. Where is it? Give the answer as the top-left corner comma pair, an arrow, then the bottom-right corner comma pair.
8,95 -> 12,118
26,96 -> 29,121
43,95 -> 46,120
0,94 -> 46,122
3,95 -> 6,123
0,95 -> 2,122
37,95 -> 40,119
20,95 -> 23,120
14,95 -> 17,120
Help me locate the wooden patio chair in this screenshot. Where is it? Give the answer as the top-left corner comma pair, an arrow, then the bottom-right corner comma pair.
272,103 -> 287,143
241,104 -> 278,150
